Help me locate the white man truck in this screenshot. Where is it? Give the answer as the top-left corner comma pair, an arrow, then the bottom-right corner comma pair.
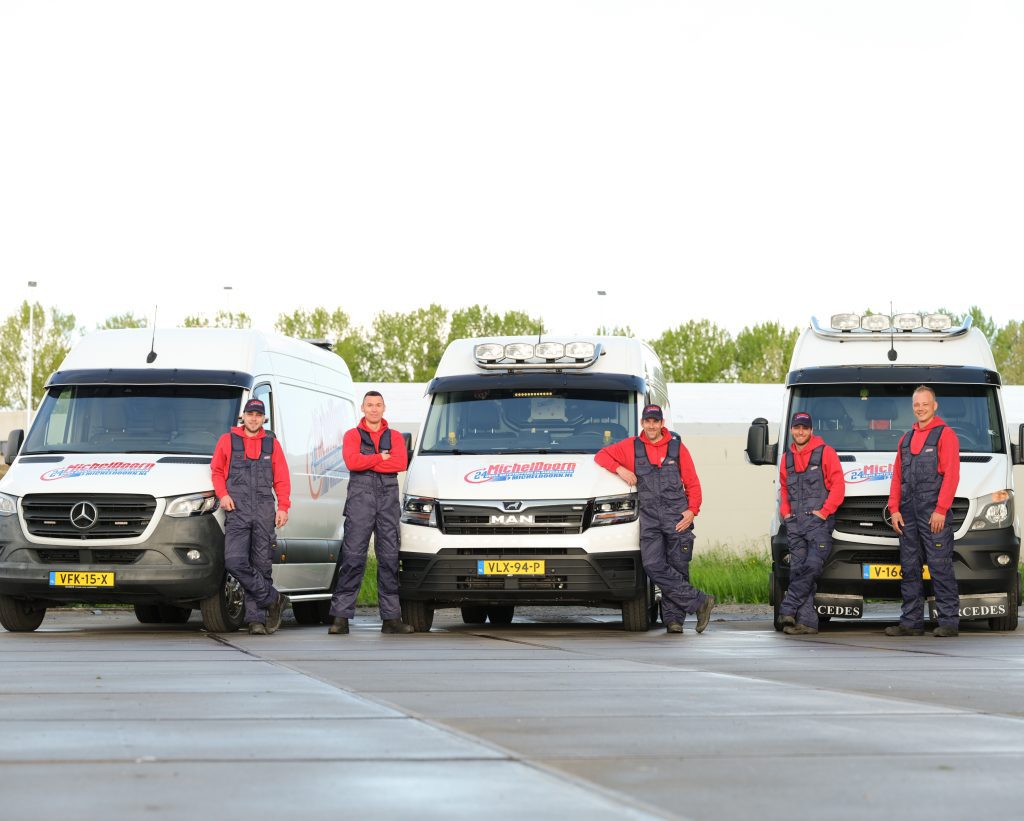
397,336 -> 669,631
747,313 -> 1022,631
0,329 -> 356,632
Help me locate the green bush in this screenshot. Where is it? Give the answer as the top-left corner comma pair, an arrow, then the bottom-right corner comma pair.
690,548 -> 771,603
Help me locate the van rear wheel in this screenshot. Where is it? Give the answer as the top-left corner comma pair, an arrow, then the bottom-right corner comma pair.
0,596 -> 46,632
134,604 -> 162,624
159,605 -> 192,624
200,573 -> 245,632
621,583 -> 651,632
401,599 -> 434,632
488,606 -> 514,625
292,602 -> 322,625
460,606 -> 488,624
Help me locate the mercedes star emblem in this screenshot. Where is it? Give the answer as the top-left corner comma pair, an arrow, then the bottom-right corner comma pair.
70,501 -> 99,530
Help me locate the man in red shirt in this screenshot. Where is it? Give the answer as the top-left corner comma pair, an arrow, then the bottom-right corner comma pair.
886,386 -> 961,637
777,411 -> 845,635
211,398 -> 291,635
595,404 -> 715,634
328,391 -> 414,635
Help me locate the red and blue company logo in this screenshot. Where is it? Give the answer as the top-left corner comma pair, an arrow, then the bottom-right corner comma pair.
464,461 -> 577,484
844,463 -> 895,484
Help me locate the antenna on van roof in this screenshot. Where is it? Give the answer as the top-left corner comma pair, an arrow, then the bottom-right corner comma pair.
887,301 -> 898,362
146,306 -> 158,363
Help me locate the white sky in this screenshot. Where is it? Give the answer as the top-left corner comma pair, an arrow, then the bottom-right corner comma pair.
2,2 -> 1023,339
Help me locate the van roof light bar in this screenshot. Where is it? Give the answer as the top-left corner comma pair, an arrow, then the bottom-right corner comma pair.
473,340 -> 602,370
813,314 -> 970,339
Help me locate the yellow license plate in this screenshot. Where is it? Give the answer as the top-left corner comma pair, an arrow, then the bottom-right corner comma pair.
477,560 -> 545,576
862,564 -> 931,581
49,571 -> 115,588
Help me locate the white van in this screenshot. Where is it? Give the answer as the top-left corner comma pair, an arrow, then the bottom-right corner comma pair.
0,328 -> 356,632
747,313 -> 1023,631
398,336 -> 669,631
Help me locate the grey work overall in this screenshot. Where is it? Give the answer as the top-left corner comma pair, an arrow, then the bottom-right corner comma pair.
779,445 -> 833,629
897,426 -> 959,630
634,434 -> 708,626
330,428 -> 402,620
223,433 -> 280,624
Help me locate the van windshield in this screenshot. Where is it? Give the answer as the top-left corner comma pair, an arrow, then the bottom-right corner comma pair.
420,389 -> 635,454
790,384 -> 1004,454
24,385 -> 244,455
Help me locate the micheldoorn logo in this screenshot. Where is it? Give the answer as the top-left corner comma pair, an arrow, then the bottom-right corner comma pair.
41,461 -> 156,481
464,462 -> 577,484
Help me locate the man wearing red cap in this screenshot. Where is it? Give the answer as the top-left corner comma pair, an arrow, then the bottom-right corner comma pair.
595,404 -> 715,634
777,411 -> 845,635
211,398 -> 291,635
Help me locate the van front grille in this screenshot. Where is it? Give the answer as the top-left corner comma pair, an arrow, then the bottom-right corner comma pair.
22,494 -> 157,540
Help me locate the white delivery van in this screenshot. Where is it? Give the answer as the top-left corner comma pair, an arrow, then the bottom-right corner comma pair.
398,336 -> 669,631
747,313 -> 1023,631
0,328 -> 356,632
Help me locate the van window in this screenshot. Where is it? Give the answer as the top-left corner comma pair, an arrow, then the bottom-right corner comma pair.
421,389 -> 635,454
252,383 -> 273,431
24,385 -> 243,455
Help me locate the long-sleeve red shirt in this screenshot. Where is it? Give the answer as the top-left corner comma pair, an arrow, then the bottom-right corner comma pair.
778,435 -> 846,518
888,416 -> 960,516
594,434 -> 702,516
343,418 -> 408,474
211,427 -> 292,511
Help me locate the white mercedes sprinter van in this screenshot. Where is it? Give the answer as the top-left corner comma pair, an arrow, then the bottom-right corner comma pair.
398,336 -> 669,631
0,328 -> 356,632
747,313 -> 1023,631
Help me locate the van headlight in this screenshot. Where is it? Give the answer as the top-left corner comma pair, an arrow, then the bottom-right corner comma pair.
0,493 -> 17,517
402,496 -> 437,527
589,493 -> 638,527
165,492 -> 219,518
970,490 -> 1013,530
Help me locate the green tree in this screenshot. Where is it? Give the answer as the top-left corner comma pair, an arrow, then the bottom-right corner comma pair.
649,320 -> 735,382
993,320 -> 1024,385
447,306 -> 544,343
596,325 -> 636,338
98,311 -> 148,330
182,310 -> 252,329
364,304 -> 449,381
274,307 -> 371,380
0,301 -> 76,411
734,321 -> 799,383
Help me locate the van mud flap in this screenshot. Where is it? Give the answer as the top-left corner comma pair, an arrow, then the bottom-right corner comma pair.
814,593 -> 863,619
928,593 -> 1009,621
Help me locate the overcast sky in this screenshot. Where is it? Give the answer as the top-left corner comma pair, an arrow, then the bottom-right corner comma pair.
2,2 -> 1022,339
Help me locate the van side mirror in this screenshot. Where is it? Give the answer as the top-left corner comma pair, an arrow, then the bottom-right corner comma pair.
746,418 -> 777,466
4,429 -> 25,465
402,432 -> 414,464
1014,424 -> 1024,466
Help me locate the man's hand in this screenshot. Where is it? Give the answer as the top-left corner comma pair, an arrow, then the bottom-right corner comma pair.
616,466 -> 637,487
675,510 -> 695,532
813,509 -> 826,520
380,450 -> 392,461
929,511 -> 946,533
890,510 -> 904,535
275,509 -> 289,528
220,494 -> 235,512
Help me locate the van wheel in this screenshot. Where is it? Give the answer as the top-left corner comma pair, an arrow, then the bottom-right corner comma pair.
989,574 -> 1020,631
488,606 -> 514,625
401,599 -> 434,632
461,606 -> 488,624
647,580 -> 661,626
292,602 -> 323,625
621,584 -> 651,632
134,604 -> 162,624
159,605 -> 192,624
200,573 -> 245,632
771,572 -> 786,632
0,596 -> 46,632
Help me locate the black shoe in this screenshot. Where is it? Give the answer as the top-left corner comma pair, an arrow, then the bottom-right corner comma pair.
932,626 -> 959,637
695,595 -> 716,634
884,625 -> 924,636
248,622 -> 267,635
779,614 -> 796,627
327,617 -> 349,635
266,594 -> 289,634
665,622 -> 683,634
381,618 -> 414,634
783,624 -> 818,635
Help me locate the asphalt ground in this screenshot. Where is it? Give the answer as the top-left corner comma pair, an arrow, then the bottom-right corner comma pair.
2,604 -> 1024,821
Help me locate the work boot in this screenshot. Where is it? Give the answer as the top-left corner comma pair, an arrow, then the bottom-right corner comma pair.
932,625 -> 959,637
665,622 -> 683,634
695,595 -> 716,634
884,625 -> 924,636
783,624 -> 818,635
779,614 -> 796,628
248,622 -> 267,635
266,594 -> 289,634
381,618 -> 414,634
327,617 -> 349,635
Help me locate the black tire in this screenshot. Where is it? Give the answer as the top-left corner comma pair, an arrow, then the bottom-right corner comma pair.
771,571 -> 786,632
461,606 -> 488,624
292,601 -> 323,625
401,599 -> 434,632
200,573 -> 245,632
488,605 -> 515,625
158,605 -> 192,624
134,604 -> 163,624
989,573 -> 1020,631
647,580 -> 661,627
0,595 -> 46,632
621,581 -> 651,632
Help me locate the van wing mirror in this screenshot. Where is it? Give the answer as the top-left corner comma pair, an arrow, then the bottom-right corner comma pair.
402,431 -> 414,464
4,429 -> 25,465
746,418 -> 777,466
1014,424 -> 1024,466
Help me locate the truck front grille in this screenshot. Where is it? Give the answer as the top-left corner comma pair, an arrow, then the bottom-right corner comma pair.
439,501 -> 587,535
22,494 -> 157,540
833,495 -> 969,538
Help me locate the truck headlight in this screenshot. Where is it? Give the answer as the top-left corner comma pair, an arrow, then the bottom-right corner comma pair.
970,490 -> 1013,530
589,493 -> 638,527
0,493 -> 17,517
165,492 -> 219,518
402,496 -> 437,527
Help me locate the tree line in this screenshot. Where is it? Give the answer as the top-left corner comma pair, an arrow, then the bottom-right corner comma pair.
2,303 -> 1023,410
